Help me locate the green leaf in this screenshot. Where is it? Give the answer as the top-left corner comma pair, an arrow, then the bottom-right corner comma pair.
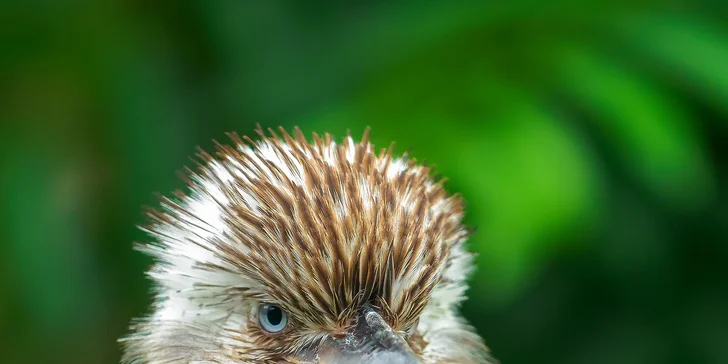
617,14 -> 728,117
453,103 -> 601,304
555,45 -> 715,211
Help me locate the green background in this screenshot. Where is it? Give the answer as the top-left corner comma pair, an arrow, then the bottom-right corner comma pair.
1,2 -> 727,363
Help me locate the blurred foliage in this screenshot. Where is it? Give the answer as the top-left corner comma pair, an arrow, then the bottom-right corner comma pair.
1,1 -> 728,363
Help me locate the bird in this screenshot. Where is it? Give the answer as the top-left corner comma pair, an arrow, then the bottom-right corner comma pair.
120,127 -> 492,363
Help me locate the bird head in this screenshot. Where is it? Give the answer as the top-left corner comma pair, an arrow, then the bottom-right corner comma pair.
121,127 -> 491,363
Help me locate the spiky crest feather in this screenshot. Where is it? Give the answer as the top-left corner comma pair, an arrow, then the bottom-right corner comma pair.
121,127 -> 491,363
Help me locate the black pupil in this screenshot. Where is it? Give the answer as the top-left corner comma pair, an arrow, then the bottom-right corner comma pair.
265,305 -> 283,326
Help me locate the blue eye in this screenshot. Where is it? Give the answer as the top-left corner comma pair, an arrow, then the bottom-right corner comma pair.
259,304 -> 288,333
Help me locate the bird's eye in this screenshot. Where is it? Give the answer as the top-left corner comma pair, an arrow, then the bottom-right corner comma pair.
259,304 -> 288,333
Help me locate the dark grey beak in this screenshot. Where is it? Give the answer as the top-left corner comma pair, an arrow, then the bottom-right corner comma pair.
313,305 -> 419,364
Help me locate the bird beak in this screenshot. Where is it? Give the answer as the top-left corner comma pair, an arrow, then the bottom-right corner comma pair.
309,305 -> 419,364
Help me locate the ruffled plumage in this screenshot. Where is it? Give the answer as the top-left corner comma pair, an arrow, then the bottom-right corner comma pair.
120,127 -> 491,363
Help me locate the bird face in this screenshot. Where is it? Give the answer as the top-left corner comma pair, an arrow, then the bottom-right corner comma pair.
120,128 -> 491,363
